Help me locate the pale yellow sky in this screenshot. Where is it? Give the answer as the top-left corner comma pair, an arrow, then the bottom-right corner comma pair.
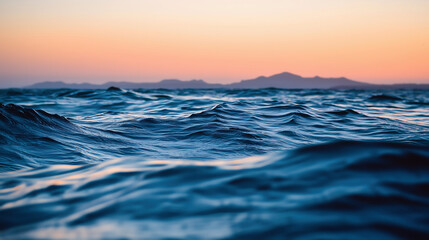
0,0 -> 428,86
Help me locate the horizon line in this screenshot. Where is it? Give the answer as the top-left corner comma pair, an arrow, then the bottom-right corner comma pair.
1,71 -> 429,88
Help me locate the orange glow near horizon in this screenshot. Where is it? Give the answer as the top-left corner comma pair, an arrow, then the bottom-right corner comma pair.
0,0 -> 428,86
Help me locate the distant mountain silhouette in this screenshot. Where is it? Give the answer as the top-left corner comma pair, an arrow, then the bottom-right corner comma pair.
229,72 -> 367,89
334,83 -> 429,89
27,81 -> 101,89
28,79 -> 223,89
24,72 -> 429,89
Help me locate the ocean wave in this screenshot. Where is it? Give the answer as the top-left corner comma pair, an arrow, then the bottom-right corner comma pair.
1,88 -> 429,239
0,103 -> 71,127
0,141 -> 428,239
369,94 -> 403,101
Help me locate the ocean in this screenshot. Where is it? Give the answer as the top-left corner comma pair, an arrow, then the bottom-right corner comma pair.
0,88 -> 428,239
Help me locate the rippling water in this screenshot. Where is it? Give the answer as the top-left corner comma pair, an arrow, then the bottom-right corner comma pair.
1,88 -> 429,239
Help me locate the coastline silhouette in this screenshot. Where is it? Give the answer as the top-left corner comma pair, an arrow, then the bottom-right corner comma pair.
23,72 -> 429,89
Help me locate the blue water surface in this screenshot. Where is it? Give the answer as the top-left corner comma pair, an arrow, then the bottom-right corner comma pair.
0,88 -> 428,239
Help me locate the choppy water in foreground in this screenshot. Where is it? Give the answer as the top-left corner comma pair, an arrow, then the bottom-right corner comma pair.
0,88 -> 429,239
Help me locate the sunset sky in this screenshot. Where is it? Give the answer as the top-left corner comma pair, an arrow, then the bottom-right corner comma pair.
0,0 -> 428,87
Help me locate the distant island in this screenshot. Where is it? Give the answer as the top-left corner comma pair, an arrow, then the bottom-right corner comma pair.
24,72 -> 429,89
